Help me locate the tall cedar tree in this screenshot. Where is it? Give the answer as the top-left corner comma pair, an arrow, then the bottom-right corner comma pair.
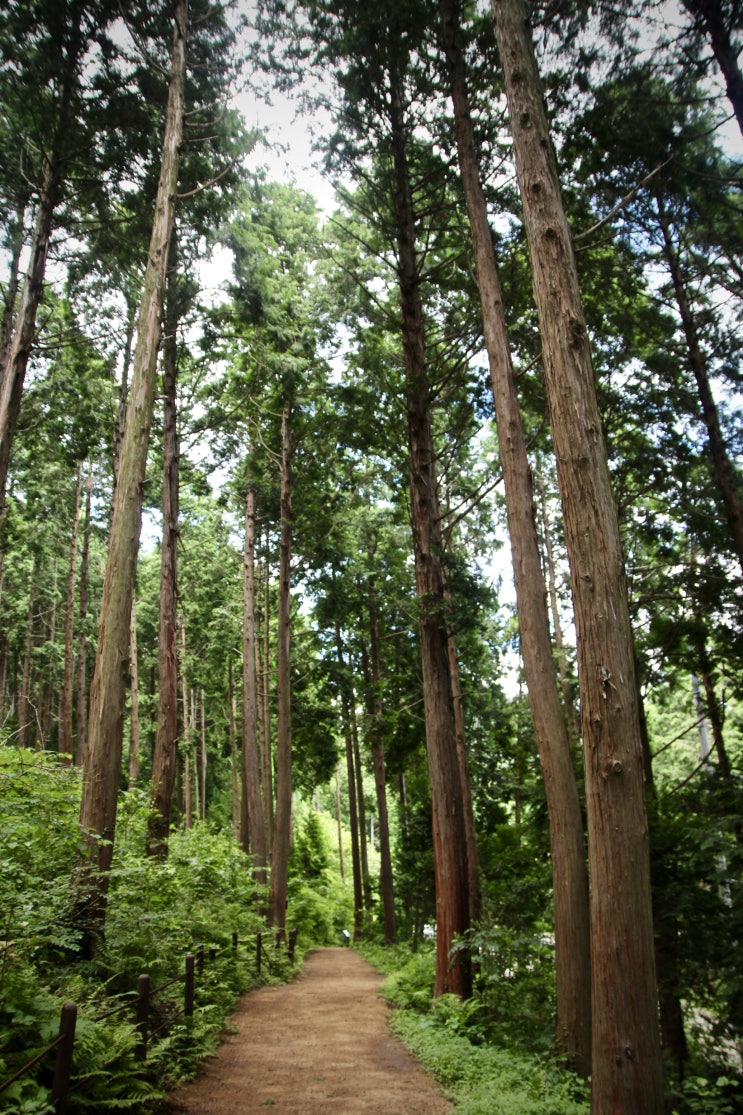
438,0 -> 591,1072
76,0 -> 186,951
491,0 -> 663,1107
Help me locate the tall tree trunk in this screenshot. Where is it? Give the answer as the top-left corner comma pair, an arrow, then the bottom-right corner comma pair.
656,199 -> 743,576
681,0 -> 743,139
128,598 -> 140,784
59,467 -> 82,761
199,688 -> 206,821
147,266 -> 180,856
351,694 -> 372,912
112,298 -> 138,495
76,2 -> 187,953
0,162 -> 55,514
535,466 -> 580,743
228,659 -> 240,841
365,574 -> 396,944
242,484 -> 267,879
75,475 -> 91,766
269,401 -> 293,930
439,0 -> 590,1067
260,551 -> 274,852
39,555 -> 58,749
0,202 -> 27,375
335,620 -> 363,939
492,0 -> 663,1105
334,766 -> 345,879
389,69 -> 471,999
19,564 -> 37,748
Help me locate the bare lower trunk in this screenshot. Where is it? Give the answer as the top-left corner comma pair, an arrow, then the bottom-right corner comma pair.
199,689 -> 206,821
351,689 -> 372,911
59,468 -> 82,761
364,575 -> 396,944
128,599 -> 140,784
76,2 -> 187,953
19,566 -> 37,748
260,553 -> 274,852
148,273 -> 180,856
335,620 -> 363,938
439,0 -> 590,1068
228,660 -> 240,841
334,766 -> 345,879
389,70 -> 471,998
269,401 -> 293,931
75,476 -> 91,766
492,0 -> 662,1104
242,484 -> 267,878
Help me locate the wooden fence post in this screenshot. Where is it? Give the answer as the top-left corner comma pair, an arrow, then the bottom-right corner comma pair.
135,974 -> 150,1062
184,953 -> 195,1018
288,928 -> 298,964
51,1002 -> 77,1114
232,931 -> 238,953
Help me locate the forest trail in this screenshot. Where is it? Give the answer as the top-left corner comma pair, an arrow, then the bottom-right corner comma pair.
159,947 -> 454,1114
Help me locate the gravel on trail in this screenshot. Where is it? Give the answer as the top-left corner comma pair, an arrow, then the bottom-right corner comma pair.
159,946 -> 454,1114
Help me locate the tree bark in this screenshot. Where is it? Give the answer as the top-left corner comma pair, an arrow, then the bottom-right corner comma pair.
535,466 -> 581,743
0,7 -> 83,519
260,551 -> 274,853
76,1 -> 187,952
681,0 -> 743,139
128,598 -> 140,784
492,0 -> 663,1105
59,467 -> 82,761
75,475 -> 92,766
228,658 -> 240,841
439,0 -> 591,1067
242,484 -> 267,879
199,687 -> 206,821
335,620 -> 364,938
0,201 -> 26,375
147,267 -> 180,856
351,693 -> 373,912
269,400 -> 293,930
19,563 -> 37,749
389,67 -> 471,998
656,198 -> 743,577
365,574 -> 396,945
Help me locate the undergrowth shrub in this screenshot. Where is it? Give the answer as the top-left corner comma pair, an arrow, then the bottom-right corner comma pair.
0,750 -> 295,1114
357,939 -> 588,1115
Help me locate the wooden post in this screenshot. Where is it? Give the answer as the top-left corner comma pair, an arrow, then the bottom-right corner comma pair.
288,928 -> 298,964
209,946 -> 216,963
135,974 -> 150,1062
184,953 -> 195,1017
275,928 -> 285,949
51,1002 -> 77,1114
232,931 -> 238,952
256,931 -> 262,974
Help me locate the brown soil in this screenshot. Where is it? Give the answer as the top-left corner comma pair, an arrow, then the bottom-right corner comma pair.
159,947 -> 453,1114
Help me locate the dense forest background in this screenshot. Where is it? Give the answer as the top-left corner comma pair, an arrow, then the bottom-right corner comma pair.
1,0 -> 742,1112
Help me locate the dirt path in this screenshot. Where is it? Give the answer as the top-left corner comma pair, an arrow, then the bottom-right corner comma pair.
160,947 -> 453,1114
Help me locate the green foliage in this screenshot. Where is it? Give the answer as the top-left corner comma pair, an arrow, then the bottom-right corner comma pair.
287,808 -> 354,945
0,752 -> 292,1113
390,1006 -> 588,1115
